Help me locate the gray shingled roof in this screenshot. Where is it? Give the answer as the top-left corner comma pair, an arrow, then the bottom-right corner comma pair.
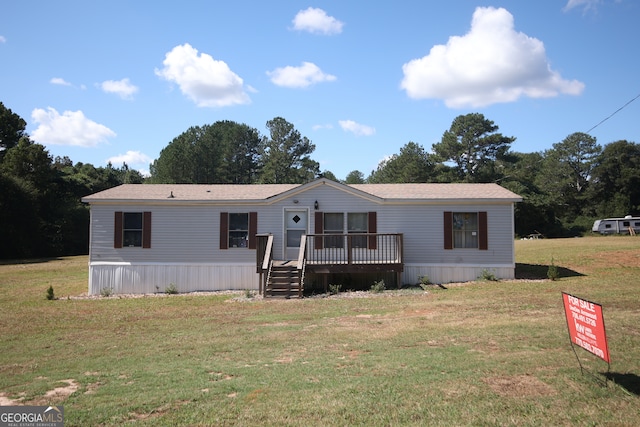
82,179 -> 521,203
82,184 -> 298,201
350,183 -> 520,200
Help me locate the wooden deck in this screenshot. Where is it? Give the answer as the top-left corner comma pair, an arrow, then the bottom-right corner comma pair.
256,233 -> 403,297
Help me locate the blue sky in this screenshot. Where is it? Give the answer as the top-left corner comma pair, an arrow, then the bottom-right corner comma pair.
2,0 -> 639,179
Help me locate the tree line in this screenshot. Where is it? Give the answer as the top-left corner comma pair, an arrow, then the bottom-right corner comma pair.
1,101 -> 638,259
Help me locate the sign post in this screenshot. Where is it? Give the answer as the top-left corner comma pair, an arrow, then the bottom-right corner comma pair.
562,292 -> 610,381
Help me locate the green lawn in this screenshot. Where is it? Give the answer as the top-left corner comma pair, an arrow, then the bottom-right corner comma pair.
1,236 -> 639,426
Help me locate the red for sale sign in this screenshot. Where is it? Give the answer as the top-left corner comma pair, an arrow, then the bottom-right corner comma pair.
562,293 -> 610,363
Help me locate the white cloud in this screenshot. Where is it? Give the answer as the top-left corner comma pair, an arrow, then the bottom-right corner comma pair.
292,7 -> 344,35
50,77 -> 72,86
0,36 -> 6,43
312,123 -> 333,131
155,43 -> 250,107
50,77 -> 86,90
107,150 -> 151,167
100,78 -> 139,100
400,7 -> 585,108
267,62 -> 336,88
31,107 -> 116,147
563,0 -> 602,12
339,120 -> 376,136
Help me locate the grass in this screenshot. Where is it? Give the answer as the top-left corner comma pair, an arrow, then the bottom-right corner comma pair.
0,236 -> 639,426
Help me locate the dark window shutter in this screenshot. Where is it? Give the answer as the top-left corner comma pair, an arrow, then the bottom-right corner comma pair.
368,211 -> 377,250
314,211 -> 324,250
142,212 -> 152,248
220,212 -> 228,250
479,211 -> 488,250
114,211 -> 123,248
248,212 -> 258,249
444,211 -> 453,250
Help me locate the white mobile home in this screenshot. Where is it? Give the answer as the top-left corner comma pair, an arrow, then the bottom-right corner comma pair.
82,178 -> 522,297
592,215 -> 640,235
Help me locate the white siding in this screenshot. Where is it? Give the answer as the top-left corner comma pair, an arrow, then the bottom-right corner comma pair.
390,203 -> 516,265
302,186 -> 515,267
87,184 -> 517,293
90,205 -> 266,263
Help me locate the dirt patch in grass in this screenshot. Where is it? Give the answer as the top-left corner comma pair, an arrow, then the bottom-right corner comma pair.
0,379 -> 79,406
484,374 -> 556,398
0,393 -> 22,406
129,400 -> 190,422
41,379 -> 80,404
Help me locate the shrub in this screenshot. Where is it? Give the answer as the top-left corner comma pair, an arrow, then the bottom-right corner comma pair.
370,279 -> 385,293
547,258 -> 559,281
100,287 -> 113,297
165,283 -> 179,294
418,275 -> 431,290
244,289 -> 254,299
479,269 -> 498,282
46,285 -> 56,300
328,284 -> 342,295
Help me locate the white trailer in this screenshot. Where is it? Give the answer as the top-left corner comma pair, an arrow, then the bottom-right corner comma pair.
592,215 -> 640,235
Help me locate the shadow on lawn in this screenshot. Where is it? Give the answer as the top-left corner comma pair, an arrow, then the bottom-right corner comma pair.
604,372 -> 640,396
0,257 -> 64,266
515,263 -> 585,280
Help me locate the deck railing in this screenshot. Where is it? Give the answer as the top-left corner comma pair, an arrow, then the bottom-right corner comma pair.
256,234 -> 274,294
304,233 -> 403,266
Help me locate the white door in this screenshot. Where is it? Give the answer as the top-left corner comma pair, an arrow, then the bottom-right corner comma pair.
284,209 -> 308,260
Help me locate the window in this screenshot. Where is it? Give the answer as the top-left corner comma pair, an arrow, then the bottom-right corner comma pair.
114,211 -> 151,249
229,213 -> 249,248
314,211 -> 377,250
453,213 -> 478,248
219,212 -> 257,250
123,213 -> 143,247
444,211 -> 487,250
348,213 -> 368,248
324,213 -> 344,248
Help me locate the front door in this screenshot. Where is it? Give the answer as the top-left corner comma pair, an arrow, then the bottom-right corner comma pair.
285,209 -> 308,260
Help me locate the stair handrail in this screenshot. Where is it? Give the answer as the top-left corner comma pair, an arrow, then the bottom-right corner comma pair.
299,258 -> 306,298
265,259 -> 273,296
296,234 -> 307,272
296,235 -> 307,298
261,234 -> 274,272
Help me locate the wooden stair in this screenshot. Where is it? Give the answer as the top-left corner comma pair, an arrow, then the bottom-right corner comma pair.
265,262 -> 302,298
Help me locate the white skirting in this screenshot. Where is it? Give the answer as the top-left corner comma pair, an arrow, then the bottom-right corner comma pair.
88,262 -> 516,295
403,263 -> 515,286
88,262 -> 257,295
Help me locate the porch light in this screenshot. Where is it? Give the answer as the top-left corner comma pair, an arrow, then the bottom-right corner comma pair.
314,200 -> 319,210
